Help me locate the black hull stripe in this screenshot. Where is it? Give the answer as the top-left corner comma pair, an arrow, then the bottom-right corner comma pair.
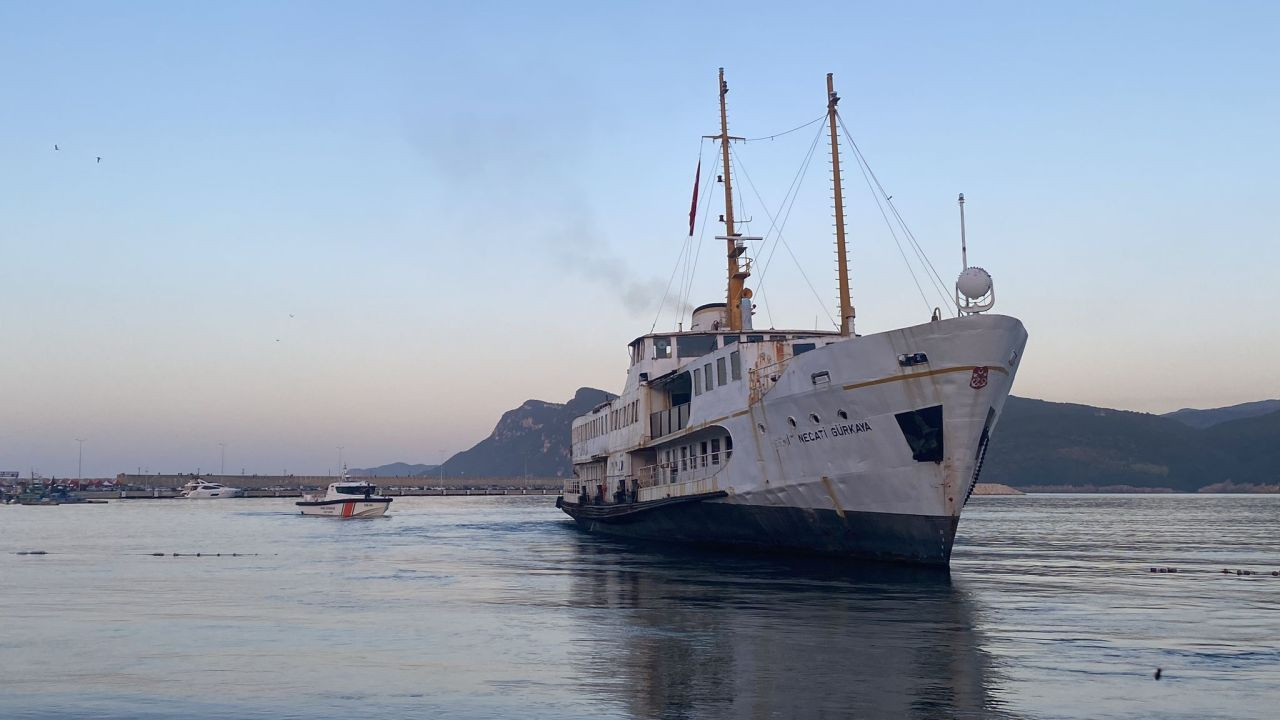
562,501 -> 958,566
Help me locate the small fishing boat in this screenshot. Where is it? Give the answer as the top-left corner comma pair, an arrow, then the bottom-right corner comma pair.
177,479 -> 245,499
296,471 -> 392,518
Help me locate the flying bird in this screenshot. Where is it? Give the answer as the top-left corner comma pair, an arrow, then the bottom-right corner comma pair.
54,144 -> 60,151
1154,668 -> 1162,680
288,314 -> 294,318
96,156 -> 102,164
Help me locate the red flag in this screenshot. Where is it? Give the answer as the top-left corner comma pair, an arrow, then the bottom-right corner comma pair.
688,157 -> 701,236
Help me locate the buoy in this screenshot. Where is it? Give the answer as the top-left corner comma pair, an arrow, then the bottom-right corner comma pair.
1154,668 -> 1162,681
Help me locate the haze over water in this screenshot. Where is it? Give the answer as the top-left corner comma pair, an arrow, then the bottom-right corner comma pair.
2,494 -> 1276,719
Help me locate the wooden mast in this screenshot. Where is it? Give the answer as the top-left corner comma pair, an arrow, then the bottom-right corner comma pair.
717,68 -> 747,330
827,72 -> 854,335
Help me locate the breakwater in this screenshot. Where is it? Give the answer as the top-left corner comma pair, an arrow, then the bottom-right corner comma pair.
78,486 -> 556,500
112,473 -> 560,490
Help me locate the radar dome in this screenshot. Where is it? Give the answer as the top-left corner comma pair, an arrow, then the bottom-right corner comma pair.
957,267 -> 993,300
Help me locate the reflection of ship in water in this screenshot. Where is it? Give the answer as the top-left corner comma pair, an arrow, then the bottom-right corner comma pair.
566,540 -> 1013,719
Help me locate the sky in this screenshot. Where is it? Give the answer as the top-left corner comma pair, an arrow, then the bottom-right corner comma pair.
1,1 -> 1277,477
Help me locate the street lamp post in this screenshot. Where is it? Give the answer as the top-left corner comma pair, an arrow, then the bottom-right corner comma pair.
337,446 -> 344,472
75,438 -> 86,480
218,443 -> 226,476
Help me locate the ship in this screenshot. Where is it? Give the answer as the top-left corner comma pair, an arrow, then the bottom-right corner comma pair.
557,69 -> 1028,565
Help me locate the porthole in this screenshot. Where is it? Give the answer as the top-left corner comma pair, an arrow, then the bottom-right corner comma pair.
809,413 -> 821,424
757,423 -> 767,433
787,416 -> 797,427
837,409 -> 848,420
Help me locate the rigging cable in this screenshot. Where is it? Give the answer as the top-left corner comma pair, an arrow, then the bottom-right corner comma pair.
653,140 -> 709,333
741,114 -> 826,143
837,115 -> 955,314
730,130 -> 837,329
750,119 -> 825,289
835,114 -> 936,315
677,148 -> 721,326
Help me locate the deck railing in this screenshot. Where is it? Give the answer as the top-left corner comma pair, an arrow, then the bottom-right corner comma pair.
635,448 -> 732,490
748,356 -> 791,405
648,402 -> 691,439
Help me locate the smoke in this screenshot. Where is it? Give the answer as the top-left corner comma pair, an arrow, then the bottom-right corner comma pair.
545,215 -> 668,317
402,88 -> 674,318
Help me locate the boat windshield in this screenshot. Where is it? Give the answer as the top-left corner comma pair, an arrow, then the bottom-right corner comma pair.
335,485 -> 376,496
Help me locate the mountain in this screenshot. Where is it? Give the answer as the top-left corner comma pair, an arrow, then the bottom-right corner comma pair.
349,462 -> 439,477
438,387 -> 615,478
1163,399 -> 1280,429
985,398 -> 1280,491
983,397 -> 1211,490
366,389 -> 1277,491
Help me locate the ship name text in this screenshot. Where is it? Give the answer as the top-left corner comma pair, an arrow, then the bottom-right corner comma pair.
797,421 -> 872,444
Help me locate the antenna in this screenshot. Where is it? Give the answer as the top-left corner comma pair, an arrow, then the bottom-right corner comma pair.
954,192 -> 995,314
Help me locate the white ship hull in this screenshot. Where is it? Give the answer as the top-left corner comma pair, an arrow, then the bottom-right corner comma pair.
177,485 -> 245,499
562,314 -> 1027,564
297,499 -> 391,518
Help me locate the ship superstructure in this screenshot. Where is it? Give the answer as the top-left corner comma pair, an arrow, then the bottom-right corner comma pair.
558,70 -> 1027,564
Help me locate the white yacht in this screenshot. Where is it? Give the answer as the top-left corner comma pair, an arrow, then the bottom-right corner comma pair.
296,472 -> 392,518
558,70 -> 1027,565
177,479 -> 245,499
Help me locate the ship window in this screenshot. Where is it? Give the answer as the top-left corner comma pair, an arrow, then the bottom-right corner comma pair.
838,409 -> 848,420
747,334 -> 764,342
723,335 -> 738,345
725,435 -> 733,460
654,337 -> 672,359
809,413 -> 821,424
716,357 -> 727,386
680,446 -> 688,471
770,334 -> 787,341
787,416 -> 797,427
693,368 -> 702,395
703,363 -> 713,390
678,334 -> 717,358
710,438 -> 721,464
757,423 -> 766,434
730,350 -> 741,380
895,405 -> 944,463
700,441 -> 708,467
794,342 -> 816,355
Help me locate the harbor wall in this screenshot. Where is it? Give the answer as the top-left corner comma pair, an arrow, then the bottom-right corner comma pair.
113,473 -> 562,490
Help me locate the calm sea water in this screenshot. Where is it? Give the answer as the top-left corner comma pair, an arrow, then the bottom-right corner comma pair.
1,494 -> 1276,719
